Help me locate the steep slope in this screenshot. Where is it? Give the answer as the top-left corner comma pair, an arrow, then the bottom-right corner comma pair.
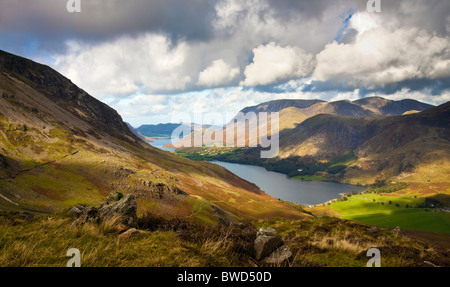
278,102 -> 450,184
171,97 -> 434,148
0,50 -> 307,222
178,98 -> 448,185
239,97 -> 433,136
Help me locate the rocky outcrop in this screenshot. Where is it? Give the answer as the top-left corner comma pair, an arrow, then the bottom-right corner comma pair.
98,191 -> 137,226
70,191 -> 137,227
254,228 -> 293,266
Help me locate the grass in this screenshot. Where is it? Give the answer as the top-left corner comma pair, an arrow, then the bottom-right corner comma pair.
344,209 -> 450,234
1,213 -> 449,267
331,193 -> 424,215
255,217 -> 450,267
0,215 -> 254,267
329,192 -> 450,233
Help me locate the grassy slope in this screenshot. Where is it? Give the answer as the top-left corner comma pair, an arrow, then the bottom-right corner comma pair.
1,213 -> 449,267
322,184 -> 450,233
0,52 -> 308,224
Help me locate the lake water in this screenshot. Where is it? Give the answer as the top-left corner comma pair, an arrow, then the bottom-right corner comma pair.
211,161 -> 365,206
149,138 -> 176,152
149,138 -> 365,205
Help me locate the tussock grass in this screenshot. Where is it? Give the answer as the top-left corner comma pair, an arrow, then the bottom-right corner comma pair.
1,212 -> 448,267
0,213 -> 257,267
256,217 -> 450,267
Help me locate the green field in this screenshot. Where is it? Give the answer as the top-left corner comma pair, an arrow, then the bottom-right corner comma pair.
343,209 -> 450,234
330,193 -> 450,233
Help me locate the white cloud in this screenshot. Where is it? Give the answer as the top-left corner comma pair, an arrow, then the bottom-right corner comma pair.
313,12 -> 450,88
36,1 -> 449,126
241,42 -> 314,86
371,88 -> 450,106
53,33 -> 192,98
197,59 -> 239,87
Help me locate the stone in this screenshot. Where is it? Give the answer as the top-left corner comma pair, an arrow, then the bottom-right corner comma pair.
71,205 -> 99,226
118,228 -> 144,239
98,192 -> 137,227
261,245 -> 293,266
68,205 -> 87,217
254,228 -> 284,260
69,191 -> 137,228
257,227 -> 278,237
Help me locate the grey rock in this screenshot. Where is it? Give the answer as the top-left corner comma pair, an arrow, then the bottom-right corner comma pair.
254,228 -> 284,260
261,245 -> 293,266
70,191 -> 137,227
71,205 -> 99,226
98,192 -> 137,227
257,227 -> 278,237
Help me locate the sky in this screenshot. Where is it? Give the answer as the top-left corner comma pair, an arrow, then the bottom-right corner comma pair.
1,0 -> 449,126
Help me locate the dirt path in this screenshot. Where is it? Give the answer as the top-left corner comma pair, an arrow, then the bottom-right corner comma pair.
0,151 -> 79,180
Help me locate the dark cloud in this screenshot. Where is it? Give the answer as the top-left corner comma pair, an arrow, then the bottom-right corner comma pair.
1,0 -> 449,124
0,0 -> 215,56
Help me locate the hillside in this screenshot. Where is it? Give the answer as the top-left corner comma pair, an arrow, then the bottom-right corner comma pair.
172,97 -> 434,149
0,51 -> 448,267
242,97 -> 433,119
235,97 -> 434,145
0,50 -> 308,222
177,98 -> 448,185
277,101 -> 450,184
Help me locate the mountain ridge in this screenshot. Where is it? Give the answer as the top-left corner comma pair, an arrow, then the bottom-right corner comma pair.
0,50 -> 307,221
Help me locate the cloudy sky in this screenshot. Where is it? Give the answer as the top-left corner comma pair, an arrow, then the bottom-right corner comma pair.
1,0 -> 449,126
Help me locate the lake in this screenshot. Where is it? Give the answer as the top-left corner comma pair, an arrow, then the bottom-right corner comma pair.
211,161 -> 365,206
149,138 -> 176,152
149,138 -> 365,205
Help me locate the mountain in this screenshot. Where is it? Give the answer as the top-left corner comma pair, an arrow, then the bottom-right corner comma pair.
276,101 -> 450,184
242,97 -> 433,117
176,96 -> 447,185
137,123 -> 190,138
0,50 -> 307,221
239,97 -> 434,135
137,123 -> 220,139
172,97 -> 434,149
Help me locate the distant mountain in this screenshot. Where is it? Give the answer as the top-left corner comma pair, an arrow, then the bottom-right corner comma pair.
240,97 -> 433,127
137,123 -> 192,138
276,101 -> 450,184
0,50 -> 306,221
137,122 -> 222,140
176,96 -> 447,185
232,97 -> 433,145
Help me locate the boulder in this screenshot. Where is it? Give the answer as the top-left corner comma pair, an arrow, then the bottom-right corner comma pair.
98,191 -> 137,227
254,228 -> 284,260
70,191 -> 137,227
70,205 -> 99,226
261,245 -> 293,266
254,227 -> 294,266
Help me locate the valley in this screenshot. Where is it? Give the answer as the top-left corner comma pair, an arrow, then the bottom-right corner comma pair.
0,50 -> 449,267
